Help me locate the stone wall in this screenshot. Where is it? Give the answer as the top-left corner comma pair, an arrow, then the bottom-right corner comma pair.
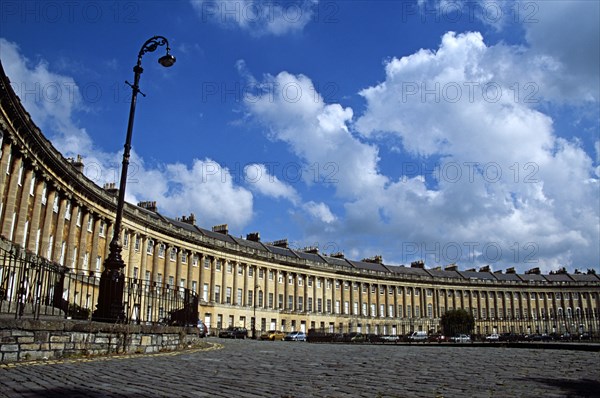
0,318 -> 203,363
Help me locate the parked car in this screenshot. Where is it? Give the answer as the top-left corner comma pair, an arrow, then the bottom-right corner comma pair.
366,334 -> 385,343
349,332 -> 366,343
260,330 -> 286,341
450,334 -> 471,343
498,333 -> 520,342
381,335 -> 400,343
197,320 -> 208,337
560,333 -> 573,341
218,327 -> 248,339
408,331 -> 428,342
525,333 -> 552,342
283,331 -> 307,341
427,334 -> 447,343
486,333 -> 500,341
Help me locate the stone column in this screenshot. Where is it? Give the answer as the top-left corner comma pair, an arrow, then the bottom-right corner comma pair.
1,156 -> 22,238
175,247 -> 183,289
139,235 -> 149,281
187,251 -> 195,292
26,176 -> 45,253
126,231 -> 137,278
51,196 -> 68,263
0,142 -> 13,201
64,202 -> 80,268
89,216 -> 101,274
209,256 -> 215,303
151,240 -> 161,284
77,210 -> 91,272
13,166 -> 33,245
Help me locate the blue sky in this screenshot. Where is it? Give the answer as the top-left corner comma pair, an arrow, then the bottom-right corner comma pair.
1,0 -> 599,273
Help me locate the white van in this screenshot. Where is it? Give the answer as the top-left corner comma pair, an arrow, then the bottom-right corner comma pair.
408,331 -> 428,341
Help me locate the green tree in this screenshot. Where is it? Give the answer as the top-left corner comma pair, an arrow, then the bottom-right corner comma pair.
440,309 -> 475,337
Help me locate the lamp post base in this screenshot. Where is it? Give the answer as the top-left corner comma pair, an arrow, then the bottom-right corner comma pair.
92,248 -> 127,323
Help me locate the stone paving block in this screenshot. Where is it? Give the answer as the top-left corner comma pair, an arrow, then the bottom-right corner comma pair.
0,340 -> 599,397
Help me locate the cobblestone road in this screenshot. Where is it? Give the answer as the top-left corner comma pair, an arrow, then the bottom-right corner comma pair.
1,339 -> 598,398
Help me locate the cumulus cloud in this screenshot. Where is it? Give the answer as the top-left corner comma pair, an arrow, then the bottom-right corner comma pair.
354,31 -> 599,271
247,71 -> 387,198
523,0 -> 600,102
244,163 -> 300,205
302,201 -> 336,224
1,38 -> 93,155
245,31 -> 598,272
415,0 -> 599,102
1,38 -> 255,231
190,0 -> 318,37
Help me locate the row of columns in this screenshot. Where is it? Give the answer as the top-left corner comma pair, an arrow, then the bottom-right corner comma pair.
0,140 -> 113,273
1,138 -> 598,329
436,288 -> 600,321
201,261 -> 437,320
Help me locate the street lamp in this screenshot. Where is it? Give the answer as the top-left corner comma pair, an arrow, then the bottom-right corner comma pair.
92,36 -> 176,323
252,284 -> 261,339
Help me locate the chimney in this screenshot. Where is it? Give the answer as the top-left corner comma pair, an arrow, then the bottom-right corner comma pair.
444,264 -> 458,271
246,232 -> 260,242
506,267 -> 516,274
212,224 -> 228,235
72,154 -> 84,173
330,252 -> 345,259
180,213 -> 196,225
137,201 -> 158,212
103,182 -> 118,196
364,255 -> 383,264
525,267 -> 541,275
272,239 -> 288,248
304,246 -> 319,254
479,265 -> 491,272
410,260 -> 424,268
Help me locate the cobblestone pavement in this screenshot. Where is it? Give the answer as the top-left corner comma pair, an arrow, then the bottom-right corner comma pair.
1,339 -> 598,398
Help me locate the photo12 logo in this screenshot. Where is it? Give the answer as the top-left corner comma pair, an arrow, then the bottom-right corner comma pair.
400,1 -> 539,24
400,161 -> 540,184
201,161 -> 339,185
197,0 -> 339,25
401,241 -> 539,264
400,81 -> 539,104
200,80 -> 340,104
1,1 -> 140,23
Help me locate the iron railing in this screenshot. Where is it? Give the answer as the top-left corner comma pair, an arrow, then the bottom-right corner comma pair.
0,238 -> 198,326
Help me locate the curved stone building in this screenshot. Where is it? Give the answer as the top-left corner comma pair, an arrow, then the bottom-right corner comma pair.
1,61 -> 598,337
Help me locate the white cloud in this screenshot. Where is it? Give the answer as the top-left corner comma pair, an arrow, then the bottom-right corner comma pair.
354,31 -> 599,271
1,38 -> 255,231
0,38 -> 93,156
190,0 -> 318,37
523,0 -> 599,102
244,163 -> 300,205
247,71 -> 387,198
245,31 -> 598,272
302,201 -> 336,224
417,1 -> 600,103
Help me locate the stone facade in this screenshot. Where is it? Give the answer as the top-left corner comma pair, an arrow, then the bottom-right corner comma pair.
0,60 -> 599,340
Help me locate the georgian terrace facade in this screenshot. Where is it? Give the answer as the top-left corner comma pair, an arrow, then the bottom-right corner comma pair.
1,62 -> 599,337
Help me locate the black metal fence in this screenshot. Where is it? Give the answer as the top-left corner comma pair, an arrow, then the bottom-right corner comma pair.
0,239 -> 198,326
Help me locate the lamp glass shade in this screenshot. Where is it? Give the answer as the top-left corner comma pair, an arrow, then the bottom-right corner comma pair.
158,54 -> 176,67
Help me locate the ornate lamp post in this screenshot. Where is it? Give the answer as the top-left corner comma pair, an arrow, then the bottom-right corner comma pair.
92,36 -> 176,323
